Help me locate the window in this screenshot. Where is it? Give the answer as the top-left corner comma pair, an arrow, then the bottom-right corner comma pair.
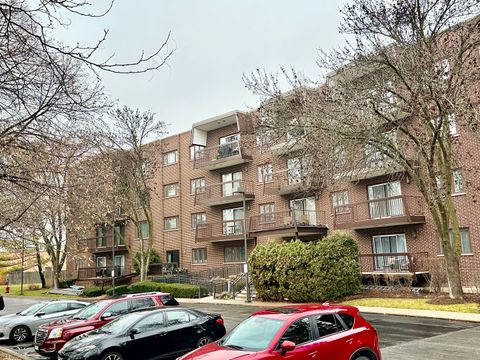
259,203 -> 275,223
287,157 -> 308,184
166,310 -> 191,326
191,213 -> 206,229
365,144 -> 385,166
190,145 -> 205,160
372,234 -> 408,271
135,312 -> 165,332
338,313 -> 355,330
314,314 -> 342,337
436,58 -> 451,80
138,221 -> 149,240
164,216 -> 179,230
70,302 -> 87,310
192,248 -> 207,264
257,163 -> 273,183
163,150 -> 178,165
74,258 -> 85,271
96,256 -> 106,269
114,224 -> 125,245
130,298 -> 156,311
442,229 -> 472,254
136,190 -> 149,209
220,133 -> 240,144
453,170 -> 463,194
224,245 -> 245,263
104,301 -> 129,317
279,317 -> 313,346
332,191 -> 349,214
286,118 -> 306,142
166,250 -> 180,263
164,183 -> 179,198
42,303 -> 70,315
222,171 -> 242,196
367,181 -> 403,219
96,226 -> 106,247
219,134 -> 240,158
222,207 -> 244,235
190,177 -> 206,195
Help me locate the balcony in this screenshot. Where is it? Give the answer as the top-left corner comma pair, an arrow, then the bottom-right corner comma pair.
334,195 -> 426,230
194,140 -> 252,170
263,169 -> 305,196
360,252 -> 429,275
83,237 -> 128,254
77,266 -> 127,280
195,220 -> 254,243
249,210 -> 328,238
195,180 -> 255,206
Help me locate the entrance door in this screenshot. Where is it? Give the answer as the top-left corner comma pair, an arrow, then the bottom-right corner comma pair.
96,256 -> 107,277
222,171 -> 243,197
114,255 -> 125,276
368,181 -> 403,219
372,234 -> 408,271
290,197 -> 316,225
222,208 -> 244,235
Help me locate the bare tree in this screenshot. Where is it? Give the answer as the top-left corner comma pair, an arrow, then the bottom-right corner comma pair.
245,0 -> 480,299
104,106 -> 166,281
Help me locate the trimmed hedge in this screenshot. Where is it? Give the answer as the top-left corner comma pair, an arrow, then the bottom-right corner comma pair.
83,287 -> 106,297
249,232 -> 361,302
107,281 -> 208,298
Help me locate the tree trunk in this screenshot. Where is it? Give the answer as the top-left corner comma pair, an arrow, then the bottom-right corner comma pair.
34,244 -> 47,288
443,240 -> 464,299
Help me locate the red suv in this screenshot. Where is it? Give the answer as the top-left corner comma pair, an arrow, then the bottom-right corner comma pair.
179,304 -> 381,360
34,292 -> 178,358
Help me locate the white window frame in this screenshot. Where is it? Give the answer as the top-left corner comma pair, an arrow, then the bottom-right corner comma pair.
190,145 -> 205,160
190,178 -> 206,195
164,183 -> 179,198
191,212 -> 206,229
192,248 -> 208,264
257,163 -> 273,183
163,150 -> 178,165
332,190 -> 349,214
453,169 -> 464,194
164,216 -> 179,230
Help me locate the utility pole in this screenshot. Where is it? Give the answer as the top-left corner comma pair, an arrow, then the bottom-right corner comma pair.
111,220 -> 116,297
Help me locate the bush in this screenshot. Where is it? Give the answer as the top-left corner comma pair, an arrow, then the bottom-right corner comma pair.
59,278 -> 76,289
114,281 -> 208,298
82,287 -> 106,297
249,232 -> 361,302
133,249 -> 162,274
105,285 -> 130,297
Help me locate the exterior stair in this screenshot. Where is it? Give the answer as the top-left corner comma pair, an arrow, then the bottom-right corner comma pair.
235,286 -> 257,301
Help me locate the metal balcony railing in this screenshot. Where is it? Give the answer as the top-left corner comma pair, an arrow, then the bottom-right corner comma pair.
263,169 -> 307,195
82,237 -> 128,253
249,209 -> 327,233
359,252 -> 429,273
195,220 -> 249,242
193,140 -> 252,170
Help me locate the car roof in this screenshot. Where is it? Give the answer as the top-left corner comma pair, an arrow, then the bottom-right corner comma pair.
251,304 -> 358,321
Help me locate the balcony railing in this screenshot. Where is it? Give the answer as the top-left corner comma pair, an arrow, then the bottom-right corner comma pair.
249,210 -> 327,235
359,252 -> 429,274
334,195 -> 426,230
77,266 -> 125,279
193,140 -> 252,170
195,180 -> 255,206
195,220 -> 251,243
263,169 -> 306,195
82,237 -> 128,253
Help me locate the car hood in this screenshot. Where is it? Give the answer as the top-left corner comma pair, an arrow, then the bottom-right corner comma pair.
181,343 -> 258,360
41,317 -> 85,330
59,331 -> 107,353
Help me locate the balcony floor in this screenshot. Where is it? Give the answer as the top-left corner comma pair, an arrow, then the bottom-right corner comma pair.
196,155 -> 252,171
335,215 -> 426,230
196,194 -> 255,207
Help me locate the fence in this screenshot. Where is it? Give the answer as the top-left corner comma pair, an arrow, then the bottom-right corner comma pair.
7,269 -> 67,286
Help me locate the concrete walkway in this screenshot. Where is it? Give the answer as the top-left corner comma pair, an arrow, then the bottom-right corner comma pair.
178,296 -> 480,322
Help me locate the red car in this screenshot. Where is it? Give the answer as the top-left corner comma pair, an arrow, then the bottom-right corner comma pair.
179,304 -> 381,360
34,292 -> 178,358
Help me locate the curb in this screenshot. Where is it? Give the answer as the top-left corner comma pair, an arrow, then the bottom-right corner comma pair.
0,346 -> 31,360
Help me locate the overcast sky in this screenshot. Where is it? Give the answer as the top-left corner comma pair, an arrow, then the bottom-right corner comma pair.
58,1 -> 348,135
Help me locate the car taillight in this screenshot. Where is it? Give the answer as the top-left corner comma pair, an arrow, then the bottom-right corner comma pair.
216,317 -> 224,326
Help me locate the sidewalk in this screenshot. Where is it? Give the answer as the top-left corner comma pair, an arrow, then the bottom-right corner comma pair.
177,296 -> 480,322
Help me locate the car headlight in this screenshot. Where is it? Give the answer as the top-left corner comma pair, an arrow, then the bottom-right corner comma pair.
47,328 -> 63,339
75,344 -> 98,353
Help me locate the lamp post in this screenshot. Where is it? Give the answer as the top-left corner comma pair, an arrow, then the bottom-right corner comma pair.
234,186 -> 251,303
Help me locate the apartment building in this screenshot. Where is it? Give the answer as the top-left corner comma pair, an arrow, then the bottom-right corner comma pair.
67,104 -> 480,285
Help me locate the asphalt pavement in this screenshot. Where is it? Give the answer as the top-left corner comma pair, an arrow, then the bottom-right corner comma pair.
1,297 -> 479,359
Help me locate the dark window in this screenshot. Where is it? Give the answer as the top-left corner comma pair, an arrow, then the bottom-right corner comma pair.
104,301 -> 129,316
166,310 -> 190,326
42,303 -> 70,315
315,314 -> 341,337
338,313 -> 355,330
69,302 -> 87,310
135,312 -> 165,332
131,298 -> 155,311
279,317 -> 313,345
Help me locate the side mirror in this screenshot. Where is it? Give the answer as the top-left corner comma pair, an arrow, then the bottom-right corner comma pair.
35,312 -> 46,317
128,328 -> 140,337
100,312 -> 113,320
280,341 -> 296,355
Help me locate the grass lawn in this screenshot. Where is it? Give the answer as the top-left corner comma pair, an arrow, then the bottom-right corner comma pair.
342,297 -> 479,314
1,284 -> 79,298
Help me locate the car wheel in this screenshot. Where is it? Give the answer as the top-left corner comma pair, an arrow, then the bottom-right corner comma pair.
353,356 -> 371,360
101,351 -> 124,360
10,325 -> 31,343
196,335 -> 213,347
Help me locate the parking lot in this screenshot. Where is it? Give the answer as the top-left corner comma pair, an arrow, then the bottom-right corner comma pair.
1,297 -> 479,359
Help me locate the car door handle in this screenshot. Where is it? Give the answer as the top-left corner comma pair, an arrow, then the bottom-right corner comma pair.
159,332 -> 167,337
308,351 -> 317,358
346,338 -> 354,344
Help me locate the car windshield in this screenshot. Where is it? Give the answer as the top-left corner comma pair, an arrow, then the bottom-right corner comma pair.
100,313 -> 145,335
73,301 -> 108,320
219,316 -> 285,352
19,303 -> 46,316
